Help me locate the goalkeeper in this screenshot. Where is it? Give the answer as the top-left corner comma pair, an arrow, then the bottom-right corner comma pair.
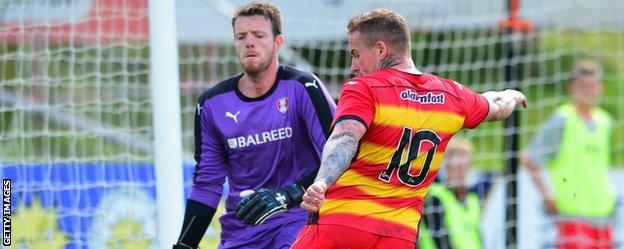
173,2 -> 335,249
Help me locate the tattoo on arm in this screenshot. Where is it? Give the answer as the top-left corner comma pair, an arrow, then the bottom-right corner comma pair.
317,132 -> 357,185
378,55 -> 400,70
315,119 -> 367,186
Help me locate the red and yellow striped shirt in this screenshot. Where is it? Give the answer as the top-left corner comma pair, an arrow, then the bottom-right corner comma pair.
317,68 -> 489,242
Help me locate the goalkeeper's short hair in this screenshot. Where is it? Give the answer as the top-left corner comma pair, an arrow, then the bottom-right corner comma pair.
231,1 -> 282,37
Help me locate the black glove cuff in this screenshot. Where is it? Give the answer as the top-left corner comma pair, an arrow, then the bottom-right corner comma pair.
284,184 -> 305,208
174,200 -> 215,249
173,243 -> 197,249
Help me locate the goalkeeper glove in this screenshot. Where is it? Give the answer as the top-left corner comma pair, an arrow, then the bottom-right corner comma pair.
235,184 -> 305,225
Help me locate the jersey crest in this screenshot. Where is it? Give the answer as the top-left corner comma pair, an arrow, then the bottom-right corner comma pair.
277,97 -> 289,114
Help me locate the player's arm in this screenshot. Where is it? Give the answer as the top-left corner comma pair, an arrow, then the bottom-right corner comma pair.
522,156 -> 558,215
174,100 -> 226,249
300,118 -> 367,212
300,77 -> 373,212
293,74 -> 337,198
173,200 -> 216,249
234,161 -> 324,226
481,89 -> 527,121
300,74 -> 337,151
234,74 -> 336,226
521,114 -> 565,215
450,79 -> 526,129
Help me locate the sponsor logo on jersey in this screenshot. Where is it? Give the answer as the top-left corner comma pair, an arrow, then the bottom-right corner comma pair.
400,89 -> 445,104
304,80 -> 318,89
196,103 -> 203,116
227,127 -> 293,149
276,97 -> 288,114
225,111 -> 240,123
345,81 -> 358,86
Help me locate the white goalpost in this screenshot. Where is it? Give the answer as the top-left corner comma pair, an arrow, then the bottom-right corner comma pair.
148,0 -> 184,247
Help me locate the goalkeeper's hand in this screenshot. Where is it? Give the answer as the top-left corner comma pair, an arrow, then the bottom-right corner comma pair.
235,184 -> 305,226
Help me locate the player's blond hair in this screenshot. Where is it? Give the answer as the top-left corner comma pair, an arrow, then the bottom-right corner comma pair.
231,1 -> 282,37
446,137 -> 474,155
347,8 -> 411,56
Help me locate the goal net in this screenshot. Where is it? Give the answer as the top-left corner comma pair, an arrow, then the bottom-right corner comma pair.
1,0 -> 622,248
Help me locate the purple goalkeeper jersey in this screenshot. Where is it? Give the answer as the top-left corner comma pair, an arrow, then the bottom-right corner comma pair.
189,65 -> 335,248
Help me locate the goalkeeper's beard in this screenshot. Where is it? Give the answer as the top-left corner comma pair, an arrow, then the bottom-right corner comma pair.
240,46 -> 276,78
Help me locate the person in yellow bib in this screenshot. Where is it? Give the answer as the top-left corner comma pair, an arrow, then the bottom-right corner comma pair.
419,137 -> 485,249
522,58 -> 615,249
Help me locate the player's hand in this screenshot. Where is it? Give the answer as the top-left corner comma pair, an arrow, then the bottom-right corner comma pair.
235,184 -> 304,226
494,90 -> 528,117
484,89 -> 528,121
502,89 -> 528,108
301,181 -> 327,212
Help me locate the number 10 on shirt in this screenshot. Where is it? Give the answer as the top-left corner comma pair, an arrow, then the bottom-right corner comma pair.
378,127 -> 441,187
